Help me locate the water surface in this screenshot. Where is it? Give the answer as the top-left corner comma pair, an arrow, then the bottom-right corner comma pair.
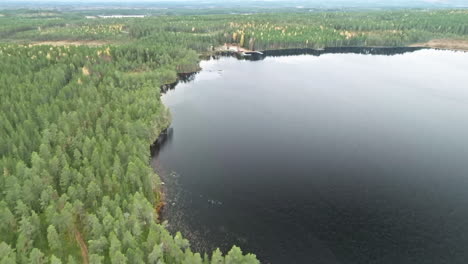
152,49 -> 468,264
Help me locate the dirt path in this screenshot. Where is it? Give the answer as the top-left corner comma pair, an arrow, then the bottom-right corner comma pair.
410,39 -> 468,51
74,228 -> 89,264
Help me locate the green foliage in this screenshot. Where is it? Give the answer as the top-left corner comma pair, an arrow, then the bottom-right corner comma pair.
0,42 -> 256,263
225,247 -> 259,264
2,10 -> 465,51
50,255 -> 63,264
219,10 -> 468,49
0,242 -> 17,263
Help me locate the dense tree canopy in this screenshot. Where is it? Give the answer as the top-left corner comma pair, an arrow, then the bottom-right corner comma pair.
1,9 -> 467,50
0,43 -> 258,263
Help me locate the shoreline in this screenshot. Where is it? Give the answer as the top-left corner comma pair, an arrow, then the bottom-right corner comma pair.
19,39 -> 468,53
151,126 -> 174,222
215,42 -> 468,56
11,39 -> 466,54
212,46 -> 430,60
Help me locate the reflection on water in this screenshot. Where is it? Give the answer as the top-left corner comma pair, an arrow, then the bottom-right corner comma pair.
152,49 -> 468,264
161,72 -> 199,93
214,46 -> 426,61
150,127 -> 173,156
262,46 -> 426,57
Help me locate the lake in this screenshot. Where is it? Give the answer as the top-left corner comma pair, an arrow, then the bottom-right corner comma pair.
151,48 -> 468,264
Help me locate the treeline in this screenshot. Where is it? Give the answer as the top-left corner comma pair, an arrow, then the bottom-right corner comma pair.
2,10 -> 467,50
0,44 -> 258,263
124,10 -> 468,50
220,10 -> 468,49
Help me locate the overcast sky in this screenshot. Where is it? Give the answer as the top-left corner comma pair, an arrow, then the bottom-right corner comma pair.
3,0 -> 467,8
7,0 -> 465,2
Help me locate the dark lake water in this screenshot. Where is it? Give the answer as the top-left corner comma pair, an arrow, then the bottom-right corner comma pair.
151,49 -> 468,264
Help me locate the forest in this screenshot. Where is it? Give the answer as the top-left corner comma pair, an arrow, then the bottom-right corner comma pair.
1,9 -> 467,50
0,40 -> 256,264
0,7 -> 467,264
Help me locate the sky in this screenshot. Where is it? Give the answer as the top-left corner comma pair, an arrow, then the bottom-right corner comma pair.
6,0 -> 465,2
2,0 -> 467,8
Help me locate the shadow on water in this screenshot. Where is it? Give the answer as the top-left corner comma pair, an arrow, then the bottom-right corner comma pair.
215,46 -> 426,61
151,126 -> 213,253
150,127 -> 173,157
262,46 -> 426,57
152,71 -> 198,156
160,71 -> 199,93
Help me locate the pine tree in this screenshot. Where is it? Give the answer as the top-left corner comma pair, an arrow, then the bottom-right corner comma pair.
47,225 -> 61,252
29,248 -> 45,264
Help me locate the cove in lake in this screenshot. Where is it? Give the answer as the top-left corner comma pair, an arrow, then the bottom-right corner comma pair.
151,49 -> 468,264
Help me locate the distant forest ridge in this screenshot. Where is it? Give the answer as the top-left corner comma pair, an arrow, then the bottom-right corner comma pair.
1,0 -> 468,10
